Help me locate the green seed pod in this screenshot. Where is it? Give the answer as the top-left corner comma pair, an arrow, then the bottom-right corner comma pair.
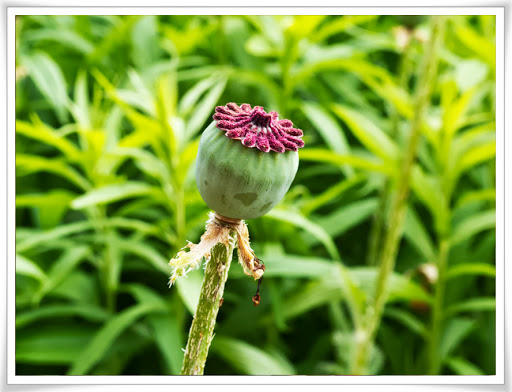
195,103 -> 304,220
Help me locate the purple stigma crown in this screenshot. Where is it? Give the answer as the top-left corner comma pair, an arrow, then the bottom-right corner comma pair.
213,103 -> 305,153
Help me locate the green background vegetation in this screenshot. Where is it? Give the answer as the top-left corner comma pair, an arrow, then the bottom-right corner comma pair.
15,14 -> 496,376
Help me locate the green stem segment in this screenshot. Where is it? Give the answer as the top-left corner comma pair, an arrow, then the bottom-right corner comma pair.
366,39 -> 414,267
350,16 -> 446,375
180,232 -> 237,375
428,238 -> 450,374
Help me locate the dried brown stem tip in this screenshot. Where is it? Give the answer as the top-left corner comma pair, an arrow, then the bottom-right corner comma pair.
168,212 -> 265,287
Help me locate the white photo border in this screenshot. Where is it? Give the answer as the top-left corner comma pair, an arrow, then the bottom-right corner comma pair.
5,5 -> 506,387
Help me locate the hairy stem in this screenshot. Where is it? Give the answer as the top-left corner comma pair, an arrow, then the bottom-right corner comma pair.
180,233 -> 237,375
351,16 -> 446,375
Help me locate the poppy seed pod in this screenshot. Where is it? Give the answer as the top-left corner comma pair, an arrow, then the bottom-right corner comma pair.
168,103 -> 304,287
196,103 -> 304,220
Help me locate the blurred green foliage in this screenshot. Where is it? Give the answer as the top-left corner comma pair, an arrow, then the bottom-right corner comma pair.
15,14 -> 496,376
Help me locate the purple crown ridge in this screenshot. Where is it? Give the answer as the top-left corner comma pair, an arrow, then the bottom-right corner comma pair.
213,103 -> 305,153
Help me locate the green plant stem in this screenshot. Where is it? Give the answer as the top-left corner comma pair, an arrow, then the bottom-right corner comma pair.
90,205 -> 117,313
350,16 -> 446,375
279,35 -> 299,117
428,238 -> 450,375
180,233 -> 237,375
366,42 -> 413,266
175,186 -> 186,246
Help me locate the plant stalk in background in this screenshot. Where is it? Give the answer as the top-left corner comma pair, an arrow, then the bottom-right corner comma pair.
350,15 -> 447,375
365,28 -> 415,267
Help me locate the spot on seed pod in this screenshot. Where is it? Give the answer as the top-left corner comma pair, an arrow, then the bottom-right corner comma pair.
234,192 -> 258,206
260,202 -> 272,212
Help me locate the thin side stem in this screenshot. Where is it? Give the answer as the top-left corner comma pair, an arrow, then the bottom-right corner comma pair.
350,16 -> 446,375
180,233 -> 237,375
366,39 -> 413,267
428,238 -> 450,374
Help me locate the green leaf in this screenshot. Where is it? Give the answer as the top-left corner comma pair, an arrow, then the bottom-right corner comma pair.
23,28 -> 94,55
16,218 -> 161,253
301,101 -> 351,155
442,86 -> 481,138
332,104 -> 400,162
287,15 -> 326,40
121,283 -> 184,374
301,102 -> 353,177
32,246 -> 91,304
446,263 -> 495,280
312,15 -> 379,42
16,120 -> 81,160
454,59 -> 489,92
17,324 -> 96,365
332,104 -> 399,162
16,304 -> 109,329
384,308 -> 428,339
16,190 -> 76,228
108,237 -> 169,275
315,198 -> 378,238
403,207 -> 437,261
444,297 -> 495,318
440,317 -> 476,360
350,267 -> 432,304
245,15 -> 283,49
16,222 -> 93,253
91,330 -> 150,375
22,51 -> 69,122
302,44 -> 355,64
245,35 -> 279,57
301,174 -> 366,215
178,76 -> 218,117
149,313 -> 184,375
92,69 -> 162,137
106,147 -> 170,182
266,208 -> 340,260
299,148 -> 394,175
69,70 -> 91,128
451,209 -> 495,245
122,283 -> 167,306
176,269 -> 203,314
294,59 -> 413,119
452,22 -> 495,68
445,356 -> 485,375
67,302 -> 166,375
456,189 -> 495,208
279,276 -> 343,321
16,154 -> 91,191
411,165 -> 450,235
226,68 -> 280,108
249,253 -> 337,279
15,254 -> 47,283
185,76 -> 227,137
71,182 -> 164,209
456,141 -> 495,175
211,337 -> 295,375
131,15 -> 161,69
51,270 -> 100,305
